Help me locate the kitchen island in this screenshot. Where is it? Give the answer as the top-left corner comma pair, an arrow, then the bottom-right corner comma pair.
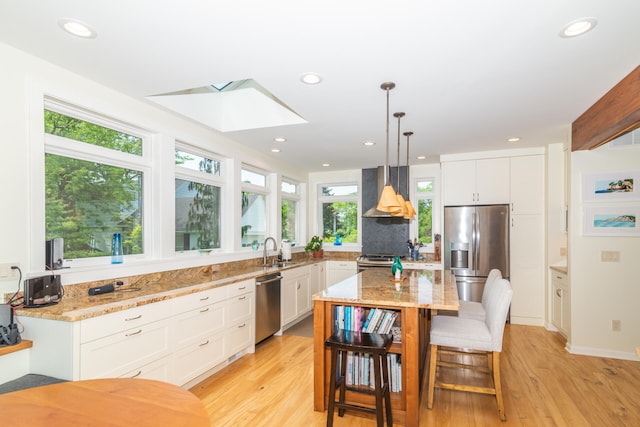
312,268 -> 459,427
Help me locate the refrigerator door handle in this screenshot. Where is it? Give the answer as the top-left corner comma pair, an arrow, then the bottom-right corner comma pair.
471,210 -> 477,272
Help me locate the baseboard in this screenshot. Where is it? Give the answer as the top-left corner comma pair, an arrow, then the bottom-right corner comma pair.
566,344 -> 640,362
509,316 -> 545,326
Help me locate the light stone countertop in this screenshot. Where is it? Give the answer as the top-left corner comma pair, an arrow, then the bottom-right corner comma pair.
14,261 -> 313,322
313,269 -> 459,310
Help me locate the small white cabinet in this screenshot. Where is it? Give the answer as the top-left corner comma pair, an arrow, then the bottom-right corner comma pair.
281,266 -> 311,327
309,262 -> 326,296
442,158 -> 510,205
325,261 -> 357,286
551,270 -> 569,337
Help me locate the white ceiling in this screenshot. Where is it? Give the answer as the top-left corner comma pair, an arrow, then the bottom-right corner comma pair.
1,0 -> 639,172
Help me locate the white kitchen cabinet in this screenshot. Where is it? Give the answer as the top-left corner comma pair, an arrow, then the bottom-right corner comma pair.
281,266 -> 311,326
325,260 -> 357,286
510,155 -> 544,215
309,261 -> 326,296
225,279 -> 254,356
442,158 -> 510,206
551,270 -> 569,337
79,317 -> 172,379
509,213 -> 545,325
22,280 -> 256,387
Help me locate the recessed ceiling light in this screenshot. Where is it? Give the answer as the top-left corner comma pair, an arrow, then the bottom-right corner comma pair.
301,73 -> 322,85
560,17 -> 597,38
362,140 -> 375,146
271,148 -> 281,153
58,18 -> 97,39
507,137 -> 521,142
416,155 -> 426,160
273,137 -> 286,142
322,163 -> 330,167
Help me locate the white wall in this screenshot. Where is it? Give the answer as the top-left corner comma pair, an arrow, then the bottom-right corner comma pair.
0,41 -> 305,295
568,144 -> 640,360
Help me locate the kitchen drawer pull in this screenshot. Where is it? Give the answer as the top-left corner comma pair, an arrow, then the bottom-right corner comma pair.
238,296 -> 246,300
200,307 -> 210,313
200,296 -> 210,301
125,314 -> 142,321
556,289 -> 562,297
238,286 -> 246,290
126,329 -> 142,337
238,322 -> 246,328
199,340 -> 210,347
130,370 -> 142,378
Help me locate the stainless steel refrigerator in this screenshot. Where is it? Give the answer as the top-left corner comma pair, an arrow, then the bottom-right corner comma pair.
444,205 -> 509,302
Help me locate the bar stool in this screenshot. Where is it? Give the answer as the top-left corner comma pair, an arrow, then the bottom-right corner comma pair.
325,329 -> 393,427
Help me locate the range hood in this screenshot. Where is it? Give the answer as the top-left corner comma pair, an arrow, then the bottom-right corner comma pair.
363,166 -> 404,218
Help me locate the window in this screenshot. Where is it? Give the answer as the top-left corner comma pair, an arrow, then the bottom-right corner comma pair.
241,166 -> 268,247
281,179 -> 300,246
416,179 -> 434,244
319,184 -> 358,244
175,146 -> 223,252
44,104 -> 147,260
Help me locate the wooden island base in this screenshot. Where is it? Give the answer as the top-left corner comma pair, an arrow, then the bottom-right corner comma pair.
312,269 -> 459,427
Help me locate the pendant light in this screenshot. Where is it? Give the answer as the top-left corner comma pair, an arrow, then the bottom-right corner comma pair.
376,82 -> 402,213
392,112 -> 408,217
403,131 -> 417,219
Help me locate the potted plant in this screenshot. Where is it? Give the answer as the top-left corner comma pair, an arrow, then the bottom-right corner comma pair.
305,235 -> 324,259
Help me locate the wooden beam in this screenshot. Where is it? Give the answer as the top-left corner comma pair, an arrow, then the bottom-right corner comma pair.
572,65 -> 640,151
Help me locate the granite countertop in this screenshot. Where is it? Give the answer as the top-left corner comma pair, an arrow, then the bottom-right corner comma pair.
14,261 -> 315,322
313,269 -> 459,311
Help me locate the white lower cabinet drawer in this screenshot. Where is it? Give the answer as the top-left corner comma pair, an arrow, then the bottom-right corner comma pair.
227,292 -> 253,325
173,332 -> 226,386
80,320 -> 172,379
174,301 -> 226,347
227,318 -> 253,356
119,355 -> 173,384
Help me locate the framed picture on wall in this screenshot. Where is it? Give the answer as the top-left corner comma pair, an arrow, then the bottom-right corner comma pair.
583,171 -> 639,202
582,205 -> 640,236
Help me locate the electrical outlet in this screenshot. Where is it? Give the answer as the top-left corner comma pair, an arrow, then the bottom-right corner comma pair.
0,262 -> 19,278
611,319 -> 622,332
601,251 -> 620,262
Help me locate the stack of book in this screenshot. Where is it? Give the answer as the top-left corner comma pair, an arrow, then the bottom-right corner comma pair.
341,352 -> 402,392
333,306 -> 401,341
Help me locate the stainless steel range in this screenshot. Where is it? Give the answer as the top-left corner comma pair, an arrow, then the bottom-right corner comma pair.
357,254 -> 405,272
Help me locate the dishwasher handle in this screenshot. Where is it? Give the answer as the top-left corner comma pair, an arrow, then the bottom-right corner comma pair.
256,276 -> 281,286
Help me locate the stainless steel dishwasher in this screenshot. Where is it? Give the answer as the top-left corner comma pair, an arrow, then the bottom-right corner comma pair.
255,272 -> 281,344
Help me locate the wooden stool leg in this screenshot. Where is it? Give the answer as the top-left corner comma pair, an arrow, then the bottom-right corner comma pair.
427,343 -> 438,409
492,352 -> 506,421
372,353 -> 384,427
326,347 -> 339,427
380,352 -> 393,427
338,349 -> 347,417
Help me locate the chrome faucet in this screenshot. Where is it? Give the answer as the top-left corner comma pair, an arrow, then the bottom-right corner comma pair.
263,237 -> 277,266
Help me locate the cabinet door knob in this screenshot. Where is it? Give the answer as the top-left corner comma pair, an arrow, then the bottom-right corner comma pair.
556,289 -> 562,297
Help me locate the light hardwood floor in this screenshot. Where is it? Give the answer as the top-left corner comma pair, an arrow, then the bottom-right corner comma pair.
189,324 -> 640,426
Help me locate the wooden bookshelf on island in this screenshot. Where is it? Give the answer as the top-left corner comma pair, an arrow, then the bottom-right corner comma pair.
313,268 -> 459,427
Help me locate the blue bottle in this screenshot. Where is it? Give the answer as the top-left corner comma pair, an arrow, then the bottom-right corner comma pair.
111,233 -> 123,264
334,234 -> 342,246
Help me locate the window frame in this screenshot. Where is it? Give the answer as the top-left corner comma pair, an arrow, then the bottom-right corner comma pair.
317,181 -> 360,248
174,142 -> 226,254
412,175 -> 437,252
43,98 -> 152,267
240,164 -> 271,249
281,177 -> 301,246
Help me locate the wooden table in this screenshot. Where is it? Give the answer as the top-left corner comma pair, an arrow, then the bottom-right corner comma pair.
0,378 -> 209,427
313,269 -> 459,427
